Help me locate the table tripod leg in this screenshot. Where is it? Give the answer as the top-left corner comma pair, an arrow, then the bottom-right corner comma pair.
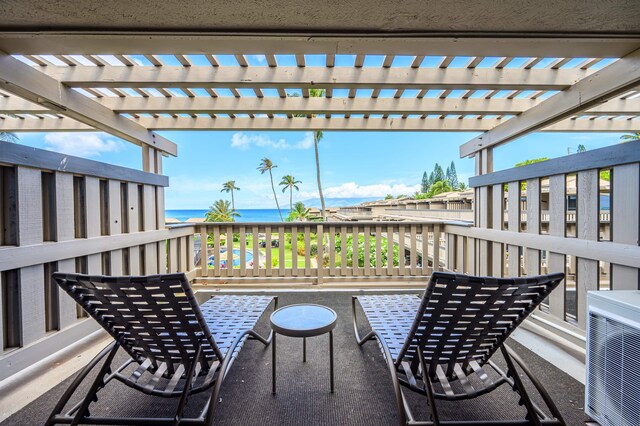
303,337 -> 306,362
272,333 -> 277,394
329,330 -> 334,393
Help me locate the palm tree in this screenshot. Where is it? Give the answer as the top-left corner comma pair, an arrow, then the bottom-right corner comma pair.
220,180 -> 240,210
257,158 -> 283,221
288,89 -> 327,220
313,129 -> 327,221
620,132 -> 640,143
205,199 -> 239,222
286,201 -> 310,222
0,132 -> 18,143
308,88 -> 327,221
279,175 -> 302,211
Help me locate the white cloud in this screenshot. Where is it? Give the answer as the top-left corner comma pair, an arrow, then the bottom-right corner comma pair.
43,133 -> 124,158
249,55 -> 266,64
300,182 -> 421,199
296,133 -> 314,149
230,132 -> 313,150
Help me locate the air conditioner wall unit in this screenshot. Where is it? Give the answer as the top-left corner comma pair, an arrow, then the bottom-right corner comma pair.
586,290 -> 640,426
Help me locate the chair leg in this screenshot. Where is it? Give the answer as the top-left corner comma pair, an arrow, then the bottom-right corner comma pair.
44,341 -> 118,426
248,296 -> 279,345
351,296 -> 376,345
417,349 -> 440,426
69,339 -> 122,426
503,344 -> 566,425
173,344 -> 203,426
499,345 -> 541,426
204,329 -> 254,425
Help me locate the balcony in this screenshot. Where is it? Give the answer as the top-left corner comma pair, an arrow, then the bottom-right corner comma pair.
1,5 -> 640,423
3,139 -> 637,423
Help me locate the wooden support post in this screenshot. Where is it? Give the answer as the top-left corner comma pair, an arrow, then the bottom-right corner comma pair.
576,170 -> 599,328
53,172 -> 77,328
108,180 -> 123,275
127,182 -> 141,275
612,163 -> 640,290
526,178 -> 541,276
507,181 -> 520,277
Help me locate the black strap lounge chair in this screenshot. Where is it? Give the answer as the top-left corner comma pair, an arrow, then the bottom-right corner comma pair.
46,273 -> 277,426
352,271 -> 566,426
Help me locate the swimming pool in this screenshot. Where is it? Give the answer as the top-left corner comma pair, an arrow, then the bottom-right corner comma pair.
208,248 -> 254,268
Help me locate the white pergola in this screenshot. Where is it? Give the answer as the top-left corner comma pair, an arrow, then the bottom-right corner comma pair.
1,1 -> 639,162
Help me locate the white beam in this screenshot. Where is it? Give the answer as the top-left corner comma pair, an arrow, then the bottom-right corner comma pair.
42,66 -> 593,91
136,116 -> 500,131
89,96 -> 544,115
0,53 -> 177,156
1,34 -> 639,58
4,95 -> 640,117
460,48 -> 640,157
4,116 -> 640,132
92,96 -> 640,116
1,117 -> 94,131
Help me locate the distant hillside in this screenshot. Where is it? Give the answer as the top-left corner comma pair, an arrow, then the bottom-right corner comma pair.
300,197 -> 379,208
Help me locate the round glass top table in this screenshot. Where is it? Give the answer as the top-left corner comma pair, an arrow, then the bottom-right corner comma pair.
270,304 -> 337,394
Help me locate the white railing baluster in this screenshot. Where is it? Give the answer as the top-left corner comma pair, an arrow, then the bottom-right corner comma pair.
352,225 -> 359,276
278,227 -> 286,277
339,225 -> 347,276
421,224 -> 430,276
200,226 -> 209,277
398,224 -> 406,276
239,225 -> 246,276
329,226 -> 336,276
363,225 -> 371,277
375,225 -> 382,276
291,225 -> 298,276
304,225 -> 311,277
386,224 -> 394,276
213,226 -> 221,276
265,225 -> 272,277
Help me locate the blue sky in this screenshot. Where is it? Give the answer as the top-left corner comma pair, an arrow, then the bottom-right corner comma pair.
15,130 -> 624,209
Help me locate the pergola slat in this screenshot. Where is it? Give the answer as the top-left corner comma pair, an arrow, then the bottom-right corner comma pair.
144,55 -> 163,66
234,54 -> 248,67
4,115 -> 638,132
265,54 -> 277,67
205,55 -> 219,67
0,53 -> 177,155
174,55 -> 191,66
82,55 -> 107,67
460,47 -> 640,157
114,54 -> 134,66
41,66 -> 596,90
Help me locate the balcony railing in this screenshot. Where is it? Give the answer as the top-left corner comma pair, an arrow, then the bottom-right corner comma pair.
194,221 -> 444,284
460,141 -> 640,348
0,143 -> 196,380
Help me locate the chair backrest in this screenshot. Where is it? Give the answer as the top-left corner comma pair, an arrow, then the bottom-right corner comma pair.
53,273 -> 224,369
397,271 -> 565,377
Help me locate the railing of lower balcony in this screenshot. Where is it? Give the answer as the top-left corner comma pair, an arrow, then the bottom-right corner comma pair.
194,221 -> 445,284
450,141 -> 640,348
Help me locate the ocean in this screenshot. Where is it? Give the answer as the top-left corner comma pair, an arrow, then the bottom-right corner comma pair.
166,209 -> 290,222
